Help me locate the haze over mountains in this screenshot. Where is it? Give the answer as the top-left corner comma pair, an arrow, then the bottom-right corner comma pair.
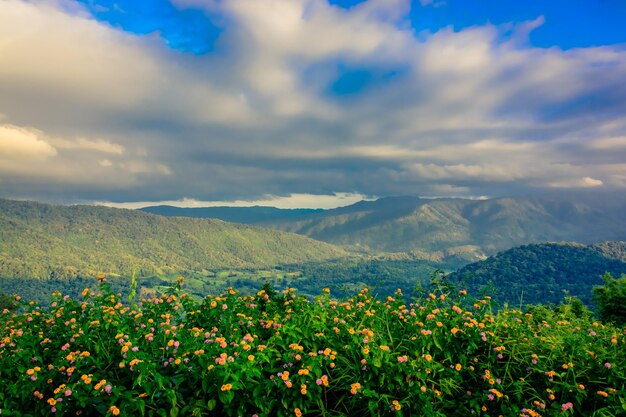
142,192 -> 626,257
0,199 -> 346,280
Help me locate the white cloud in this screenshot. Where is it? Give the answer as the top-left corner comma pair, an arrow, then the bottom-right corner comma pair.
0,0 -> 625,204
0,124 -> 57,160
99,192 -> 372,210
547,176 -> 604,188
587,136 -> 626,150
54,138 -> 125,154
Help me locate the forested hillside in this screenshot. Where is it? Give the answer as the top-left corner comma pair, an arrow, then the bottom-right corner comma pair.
266,193 -> 626,255
448,241 -> 626,306
0,199 -> 346,279
143,192 -> 626,257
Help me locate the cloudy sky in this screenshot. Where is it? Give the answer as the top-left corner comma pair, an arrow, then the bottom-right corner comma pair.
1,0 -> 625,208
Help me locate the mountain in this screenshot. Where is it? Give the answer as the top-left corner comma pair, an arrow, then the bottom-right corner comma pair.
264,192 -> 626,255
140,205 -> 322,224
139,193 -> 626,256
0,199 -> 347,280
448,241 -> 626,307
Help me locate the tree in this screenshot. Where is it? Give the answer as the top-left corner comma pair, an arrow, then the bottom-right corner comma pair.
0,293 -> 18,311
592,273 -> 626,325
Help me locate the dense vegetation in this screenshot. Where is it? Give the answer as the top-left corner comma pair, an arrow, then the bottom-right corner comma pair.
260,193 -> 626,255
0,257 -> 453,306
593,273 -> 626,326
1,277 -> 624,416
449,242 -> 626,307
0,199 -> 346,280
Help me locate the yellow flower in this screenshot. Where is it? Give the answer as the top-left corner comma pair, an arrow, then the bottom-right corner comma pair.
248,355 -> 254,361
350,382 -> 361,395
220,384 -> 232,391
294,408 -> 302,417
424,354 -> 432,362
108,405 -> 120,416
455,363 -> 462,371
392,400 -> 401,411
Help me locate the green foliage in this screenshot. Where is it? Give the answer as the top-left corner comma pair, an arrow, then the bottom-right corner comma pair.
0,199 -> 346,280
593,273 -> 626,326
1,278 -> 625,416
449,242 -> 626,307
0,293 -> 18,311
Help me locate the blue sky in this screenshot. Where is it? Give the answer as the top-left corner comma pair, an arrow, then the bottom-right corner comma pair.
0,0 -> 625,208
75,0 -> 626,53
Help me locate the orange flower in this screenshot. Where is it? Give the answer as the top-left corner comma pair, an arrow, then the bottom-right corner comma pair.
294,408 -> 302,417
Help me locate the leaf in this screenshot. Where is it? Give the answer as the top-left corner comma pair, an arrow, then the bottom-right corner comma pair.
207,399 -> 216,411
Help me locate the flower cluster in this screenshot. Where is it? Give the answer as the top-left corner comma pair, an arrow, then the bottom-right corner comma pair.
0,278 -> 624,416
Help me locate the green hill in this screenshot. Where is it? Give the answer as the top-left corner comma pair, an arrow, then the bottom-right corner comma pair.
448,241 -> 626,307
0,199 -> 347,280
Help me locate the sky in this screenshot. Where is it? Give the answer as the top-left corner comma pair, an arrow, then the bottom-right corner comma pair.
0,0 -> 625,209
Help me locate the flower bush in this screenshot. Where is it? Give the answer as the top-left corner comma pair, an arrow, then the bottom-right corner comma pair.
1,277 -> 625,416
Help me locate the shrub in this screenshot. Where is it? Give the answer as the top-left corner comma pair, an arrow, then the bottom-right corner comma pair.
1,277 -> 624,416
593,273 -> 626,326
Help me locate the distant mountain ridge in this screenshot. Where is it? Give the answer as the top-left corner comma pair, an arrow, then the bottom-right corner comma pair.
448,241 -> 626,307
140,205 -> 322,224
0,199 -> 347,279
142,192 -> 626,256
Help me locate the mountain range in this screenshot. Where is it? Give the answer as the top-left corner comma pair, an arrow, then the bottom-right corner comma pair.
0,199 -> 346,280
142,192 -> 626,257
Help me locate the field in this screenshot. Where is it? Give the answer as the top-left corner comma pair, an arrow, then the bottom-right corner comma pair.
1,276 -> 625,416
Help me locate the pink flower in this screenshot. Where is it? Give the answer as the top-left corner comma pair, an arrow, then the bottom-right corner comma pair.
222,304 -> 228,310
561,402 -> 573,411
64,389 -> 72,397
605,362 -> 612,369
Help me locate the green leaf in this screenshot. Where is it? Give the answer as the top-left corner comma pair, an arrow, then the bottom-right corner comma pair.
207,399 -> 216,411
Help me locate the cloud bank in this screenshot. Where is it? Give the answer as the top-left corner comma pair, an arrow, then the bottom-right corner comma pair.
0,0 -> 625,206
